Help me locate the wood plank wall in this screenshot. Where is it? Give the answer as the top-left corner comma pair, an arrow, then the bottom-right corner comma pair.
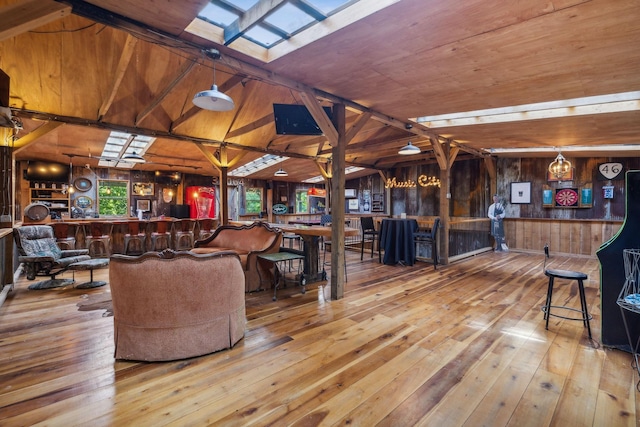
504,218 -> 622,256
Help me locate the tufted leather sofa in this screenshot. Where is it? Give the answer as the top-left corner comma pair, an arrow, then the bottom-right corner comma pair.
191,221 -> 282,292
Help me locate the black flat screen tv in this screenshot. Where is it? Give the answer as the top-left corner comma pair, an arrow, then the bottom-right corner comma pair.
273,104 -> 333,136
25,161 -> 70,183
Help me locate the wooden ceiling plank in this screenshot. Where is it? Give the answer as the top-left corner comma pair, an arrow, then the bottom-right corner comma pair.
226,113 -> 274,139
13,121 -> 64,152
224,0 -> 287,45
135,59 -> 196,126
227,150 -> 249,169
0,0 -> 71,41
299,90 -> 338,145
98,34 -> 138,121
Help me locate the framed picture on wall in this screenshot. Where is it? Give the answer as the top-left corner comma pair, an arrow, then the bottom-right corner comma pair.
510,182 -> 531,204
136,199 -> 151,212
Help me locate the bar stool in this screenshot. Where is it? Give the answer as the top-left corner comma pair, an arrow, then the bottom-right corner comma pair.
174,219 -> 196,250
149,219 -> 172,252
124,221 -> 147,255
196,218 -> 216,241
85,222 -> 113,258
541,245 -> 592,339
51,222 -> 77,250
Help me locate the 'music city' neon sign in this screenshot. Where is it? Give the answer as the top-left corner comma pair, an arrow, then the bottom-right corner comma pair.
385,175 -> 441,189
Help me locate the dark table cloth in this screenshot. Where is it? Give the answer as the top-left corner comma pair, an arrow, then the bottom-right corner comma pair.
380,218 -> 419,265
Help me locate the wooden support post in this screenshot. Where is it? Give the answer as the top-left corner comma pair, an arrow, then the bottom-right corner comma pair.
330,104 -> 346,300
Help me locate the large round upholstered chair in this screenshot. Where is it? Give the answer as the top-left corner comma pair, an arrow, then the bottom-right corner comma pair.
109,249 -> 246,361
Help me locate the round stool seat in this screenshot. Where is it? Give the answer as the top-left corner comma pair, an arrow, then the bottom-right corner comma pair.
545,269 -> 588,280
542,267 -> 592,339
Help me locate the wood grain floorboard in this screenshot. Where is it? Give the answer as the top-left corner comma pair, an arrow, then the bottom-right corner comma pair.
0,249 -> 637,426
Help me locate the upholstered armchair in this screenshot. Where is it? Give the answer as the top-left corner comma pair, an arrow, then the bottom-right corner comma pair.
14,225 -> 91,289
109,249 -> 246,361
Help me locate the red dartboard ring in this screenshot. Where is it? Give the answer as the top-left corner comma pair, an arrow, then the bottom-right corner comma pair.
555,188 -> 579,206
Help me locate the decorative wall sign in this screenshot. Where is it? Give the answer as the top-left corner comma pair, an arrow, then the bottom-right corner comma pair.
132,182 -> 154,196
73,177 -> 92,192
510,182 -> 531,204
272,203 -> 288,214
603,185 -> 615,199
597,162 -> 624,181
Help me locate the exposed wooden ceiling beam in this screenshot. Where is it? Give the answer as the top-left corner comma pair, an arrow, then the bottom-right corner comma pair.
0,0 -> 71,41
299,90 -> 338,146
13,121 -> 64,152
98,34 -> 138,121
225,113 -> 274,139
135,59 -> 196,126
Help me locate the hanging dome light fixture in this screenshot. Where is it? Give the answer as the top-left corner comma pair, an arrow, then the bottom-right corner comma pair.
274,168 -> 288,177
192,49 -> 235,112
398,141 -> 421,155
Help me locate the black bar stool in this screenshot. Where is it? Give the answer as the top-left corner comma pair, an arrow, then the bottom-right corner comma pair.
541,245 -> 592,339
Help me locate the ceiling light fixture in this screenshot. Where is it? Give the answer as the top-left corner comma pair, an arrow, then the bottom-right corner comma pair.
548,152 -> 572,180
274,168 -> 288,177
122,151 -> 146,163
398,141 -> 421,155
193,50 -> 235,111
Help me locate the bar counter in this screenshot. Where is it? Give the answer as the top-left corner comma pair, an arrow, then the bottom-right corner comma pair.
29,218 -> 218,255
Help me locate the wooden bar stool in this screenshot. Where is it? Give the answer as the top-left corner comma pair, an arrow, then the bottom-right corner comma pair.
51,222 -> 77,250
124,221 -> 147,255
150,219 -> 172,252
196,218 -> 217,241
541,245 -> 592,339
85,222 -> 113,258
174,219 -> 196,250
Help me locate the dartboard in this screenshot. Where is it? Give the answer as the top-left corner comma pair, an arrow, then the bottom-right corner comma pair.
555,188 -> 579,206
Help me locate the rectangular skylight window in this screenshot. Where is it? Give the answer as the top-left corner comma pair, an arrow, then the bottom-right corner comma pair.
307,0 -> 354,14
303,165 -> 364,183
229,154 -> 289,177
264,3 -> 315,34
98,131 -> 155,169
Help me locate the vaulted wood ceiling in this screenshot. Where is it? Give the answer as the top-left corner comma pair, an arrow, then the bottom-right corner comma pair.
2,0 -> 639,182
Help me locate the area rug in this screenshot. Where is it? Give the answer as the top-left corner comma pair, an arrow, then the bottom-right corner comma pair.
77,293 -> 113,317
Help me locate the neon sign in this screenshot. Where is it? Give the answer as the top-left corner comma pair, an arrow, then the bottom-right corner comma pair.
385,175 -> 441,189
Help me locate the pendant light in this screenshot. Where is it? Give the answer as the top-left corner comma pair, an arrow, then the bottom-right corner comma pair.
122,151 -> 146,163
548,152 -> 572,180
398,141 -> 420,155
192,51 -> 235,112
274,168 -> 288,177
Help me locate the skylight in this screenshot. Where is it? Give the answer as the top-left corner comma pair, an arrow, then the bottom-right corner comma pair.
187,0 -> 396,62
303,165 -> 364,183
98,132 -> 155,169
229,153 -> 289,177
414,91 -> 640,128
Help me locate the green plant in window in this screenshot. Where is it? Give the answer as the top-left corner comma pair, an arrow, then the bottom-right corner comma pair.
97,180 -> 129,216
295,190 -> 308,213
245,188 -> 262,214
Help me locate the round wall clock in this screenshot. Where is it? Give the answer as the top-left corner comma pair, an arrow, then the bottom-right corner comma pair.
555,188 -> 579,207
74,177 -> 92,192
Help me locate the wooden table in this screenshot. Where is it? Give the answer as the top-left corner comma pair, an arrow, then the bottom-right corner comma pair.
276,224 -> 359,283
258,251 -> 305,300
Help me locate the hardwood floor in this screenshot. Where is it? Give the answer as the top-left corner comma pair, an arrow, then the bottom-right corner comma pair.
0,250 -> 638,426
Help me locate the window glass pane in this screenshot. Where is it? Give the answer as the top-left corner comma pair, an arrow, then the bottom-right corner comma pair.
198,3 -> 238,26
295,190 -> 308,214
244,25 -> 282,47
97,180 -> 129,217
245,187 -> 263,214
307,0 -> 353,14
264,4 -> 315,34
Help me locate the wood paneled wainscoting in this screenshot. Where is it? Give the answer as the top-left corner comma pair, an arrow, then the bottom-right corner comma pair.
504,218 -> 622,256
